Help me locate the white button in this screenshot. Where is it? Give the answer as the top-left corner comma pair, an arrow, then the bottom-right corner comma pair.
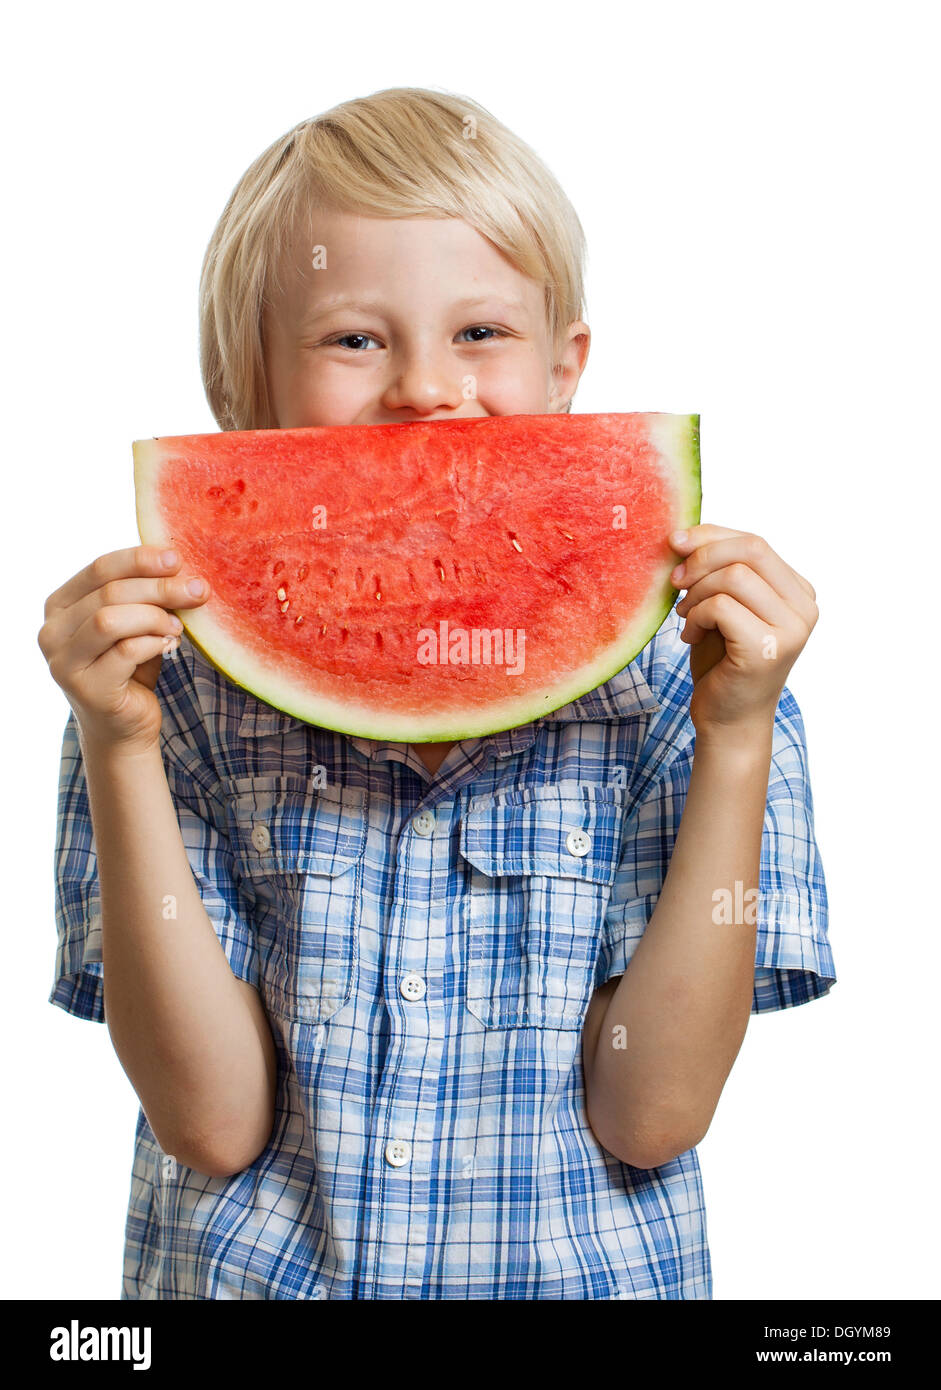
385,1139 -> 411,1167
161,1154 -> 177,1179
411,810 -> 436,837
400,972 -> 427,1001
251,823 -> 271,852
565,828 -> 591,857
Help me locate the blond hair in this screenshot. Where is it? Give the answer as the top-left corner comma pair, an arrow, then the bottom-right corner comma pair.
198,87 -> 588,430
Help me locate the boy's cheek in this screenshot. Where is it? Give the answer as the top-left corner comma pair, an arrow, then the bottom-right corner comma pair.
275,368 -> 370,429
456,355 -> 556,414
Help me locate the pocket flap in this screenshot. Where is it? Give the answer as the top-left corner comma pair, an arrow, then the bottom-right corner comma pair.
224,776 -> 367,878
460,782 -> 625,886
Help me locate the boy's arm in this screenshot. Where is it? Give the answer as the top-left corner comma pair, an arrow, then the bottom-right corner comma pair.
83,733 -> 277,1177
582,719 -> 771,1169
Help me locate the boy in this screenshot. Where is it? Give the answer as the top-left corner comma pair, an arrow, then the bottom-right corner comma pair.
41,88 -> 835,1299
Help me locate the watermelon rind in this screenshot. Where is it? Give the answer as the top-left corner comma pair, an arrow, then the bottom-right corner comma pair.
134,413 -> 701,742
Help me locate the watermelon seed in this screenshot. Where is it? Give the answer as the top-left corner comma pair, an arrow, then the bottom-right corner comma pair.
207,486 -> 224,500
273,560 -> 286,575
320,625 -> 327,636
295,615 -> 304,624
276,586 -> 287,601
375,592 -> 381,601
280,599 -> 290,613
297,564 -> 309,581
559,530 -> 574,541
510,535 -> 523,553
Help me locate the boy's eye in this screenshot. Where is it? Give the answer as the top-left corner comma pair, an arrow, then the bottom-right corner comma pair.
326,333 -> 377,351
323,326 -> 507,351
459,326 -> 506,343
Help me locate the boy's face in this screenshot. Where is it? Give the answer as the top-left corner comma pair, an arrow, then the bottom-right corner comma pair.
262,207 -> 590,427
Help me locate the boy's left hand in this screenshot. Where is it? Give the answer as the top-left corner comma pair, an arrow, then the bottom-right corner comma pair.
669,524 -> 819,735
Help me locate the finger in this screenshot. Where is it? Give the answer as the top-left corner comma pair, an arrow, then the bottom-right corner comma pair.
668,523 -> 749,555
52,603 -> 185,682
789,568 -> 817,602
675,562 -> 798,629
43,545 -> 183,622
674,532 -> 817,626
92,631 -> 184,694
672,526 -> 817,606
43,567 -> 209,649
680,591 -> 769,660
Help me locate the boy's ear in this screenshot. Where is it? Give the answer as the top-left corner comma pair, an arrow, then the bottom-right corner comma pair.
550,321 -> 590,411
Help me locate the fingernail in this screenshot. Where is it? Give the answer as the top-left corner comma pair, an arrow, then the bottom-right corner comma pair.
187,578 -> 207,597
161,549 -> 179,568
671,531 -> 688,546
673,563 -> 686,581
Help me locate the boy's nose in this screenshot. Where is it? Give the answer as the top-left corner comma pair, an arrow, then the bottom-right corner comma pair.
380,354 -> 469,415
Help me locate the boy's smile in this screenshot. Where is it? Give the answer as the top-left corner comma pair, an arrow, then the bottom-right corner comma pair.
262,207 -> 590,774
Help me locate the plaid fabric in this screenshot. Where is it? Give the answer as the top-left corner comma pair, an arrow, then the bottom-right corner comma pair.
50,601 -> 835,1299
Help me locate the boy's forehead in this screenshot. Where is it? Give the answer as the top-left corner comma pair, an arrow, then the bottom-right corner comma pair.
272,206 -> 543,319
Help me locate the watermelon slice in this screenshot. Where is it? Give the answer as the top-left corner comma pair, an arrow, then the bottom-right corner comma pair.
133,413 -> 700,741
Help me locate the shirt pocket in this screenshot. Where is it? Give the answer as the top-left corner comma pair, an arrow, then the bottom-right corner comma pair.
458,783 -> 625,1030
225,776 -> 368,1025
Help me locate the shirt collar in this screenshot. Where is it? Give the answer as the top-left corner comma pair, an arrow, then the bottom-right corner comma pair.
544,658 -> 661,722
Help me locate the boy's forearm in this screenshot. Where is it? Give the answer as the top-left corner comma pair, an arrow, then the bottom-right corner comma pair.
589,720 -> 774,1167
81,735 -> 276,1176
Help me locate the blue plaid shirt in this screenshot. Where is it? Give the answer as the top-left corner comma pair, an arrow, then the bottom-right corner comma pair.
50,600 -> 835,1299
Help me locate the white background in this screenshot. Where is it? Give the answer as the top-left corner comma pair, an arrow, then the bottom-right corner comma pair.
6,0 -> 938,1301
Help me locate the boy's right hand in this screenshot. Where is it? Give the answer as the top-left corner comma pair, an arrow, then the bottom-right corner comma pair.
37,546 -> 211,757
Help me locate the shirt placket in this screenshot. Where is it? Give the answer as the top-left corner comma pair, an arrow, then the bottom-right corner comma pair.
367,794 -> 453,1297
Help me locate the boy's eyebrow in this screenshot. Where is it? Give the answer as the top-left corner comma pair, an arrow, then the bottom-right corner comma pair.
300,293 -> 531,324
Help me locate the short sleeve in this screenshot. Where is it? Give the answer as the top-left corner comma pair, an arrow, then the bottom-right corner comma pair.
596,686 -> 836,1013
50,651 -> 262,1023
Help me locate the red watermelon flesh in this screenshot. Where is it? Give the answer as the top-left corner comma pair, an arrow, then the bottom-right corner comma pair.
133,412 -> 701,741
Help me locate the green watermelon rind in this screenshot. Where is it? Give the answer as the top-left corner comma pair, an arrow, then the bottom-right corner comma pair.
134,413 -> 701,742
